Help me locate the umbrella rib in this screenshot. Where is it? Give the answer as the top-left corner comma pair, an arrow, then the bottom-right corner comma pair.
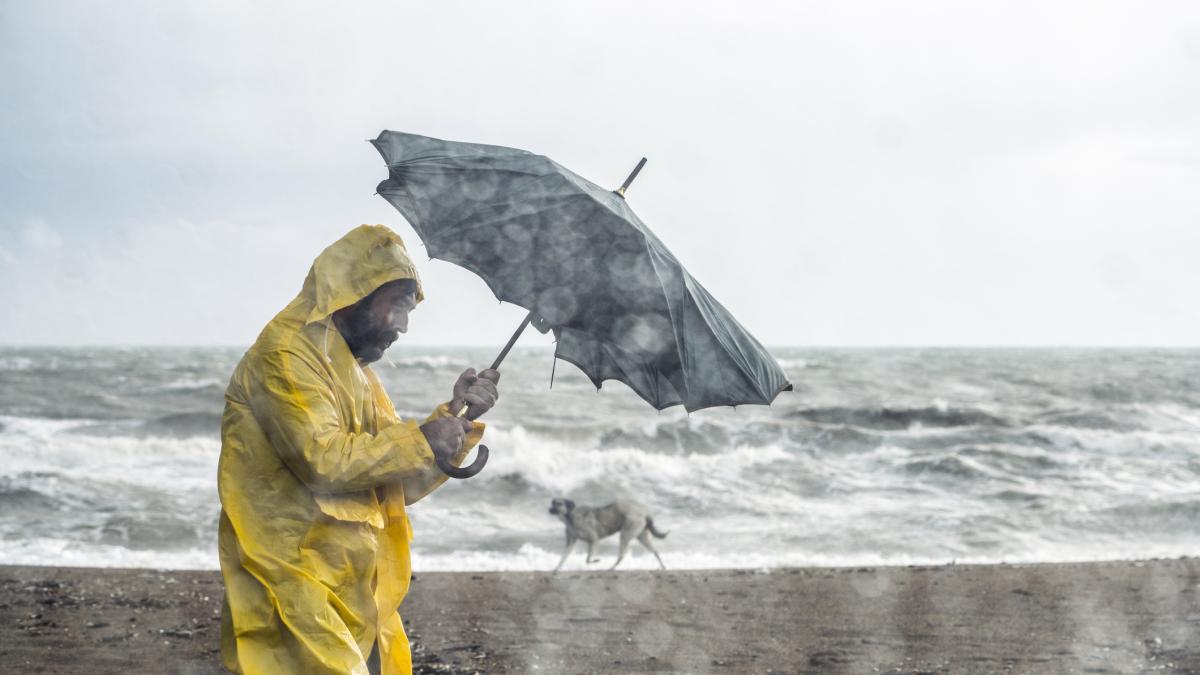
684,276 -> 786,400
639,235 -> 693,405
642,242 -> 774,404
686,281 -> 747,395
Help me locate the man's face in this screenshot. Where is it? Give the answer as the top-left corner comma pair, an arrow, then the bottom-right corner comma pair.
335,282 -> 417,364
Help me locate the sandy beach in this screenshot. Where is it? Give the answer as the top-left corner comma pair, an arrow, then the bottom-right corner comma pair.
1,559 -> 1198,673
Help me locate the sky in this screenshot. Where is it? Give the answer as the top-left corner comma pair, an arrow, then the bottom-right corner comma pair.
1,1 -> 1199,347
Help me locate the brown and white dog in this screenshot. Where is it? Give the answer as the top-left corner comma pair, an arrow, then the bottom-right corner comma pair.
548,498 -> 668,571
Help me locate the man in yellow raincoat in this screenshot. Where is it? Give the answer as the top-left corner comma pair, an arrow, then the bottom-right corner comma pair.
217,224 -> 499,674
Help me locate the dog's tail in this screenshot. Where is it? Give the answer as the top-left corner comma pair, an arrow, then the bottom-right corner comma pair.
646,518 -> 669,538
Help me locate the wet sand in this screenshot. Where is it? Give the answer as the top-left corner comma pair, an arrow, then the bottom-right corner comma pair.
2,559 -> 1198,673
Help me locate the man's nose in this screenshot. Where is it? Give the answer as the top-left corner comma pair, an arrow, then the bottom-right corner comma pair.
392,310 -> 409,334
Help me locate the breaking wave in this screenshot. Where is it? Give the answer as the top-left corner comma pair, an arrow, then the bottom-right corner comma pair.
387,355 -> 470,370
156,377 -> 225,392
3,346 -> 1200,570
789,405 -> 1009,430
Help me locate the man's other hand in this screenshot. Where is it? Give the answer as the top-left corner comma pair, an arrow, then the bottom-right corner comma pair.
420,417 -> 474,463
450,368 -> 500,420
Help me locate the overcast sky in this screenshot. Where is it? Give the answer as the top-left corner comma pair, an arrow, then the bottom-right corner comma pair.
2,1 -> 1199,347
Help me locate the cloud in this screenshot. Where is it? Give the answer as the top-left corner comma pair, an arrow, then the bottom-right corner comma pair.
2,1 -> 1200,345
20,220 -> 63,250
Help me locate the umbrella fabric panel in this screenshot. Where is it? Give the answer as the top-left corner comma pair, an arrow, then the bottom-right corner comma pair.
554,328 -> 685,410
376,138 -> 676,357
675,280 -> 792,409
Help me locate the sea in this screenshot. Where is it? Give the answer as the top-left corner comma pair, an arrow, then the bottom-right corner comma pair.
1,346 -> 1198,571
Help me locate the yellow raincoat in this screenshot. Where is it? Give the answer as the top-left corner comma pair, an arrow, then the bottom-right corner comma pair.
217,224 -> 483,675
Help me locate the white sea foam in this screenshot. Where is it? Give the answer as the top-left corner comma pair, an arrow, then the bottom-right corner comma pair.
0,415 -> 220,493
6,532 -> 1198,573
0,356 -> 35,371
476,424 -> 790,494
1,538 -> 217,570
390,355 -> 470,369
408,541 -> 1200,573
157,377 -> 225,392
1027,422 -> 1199,458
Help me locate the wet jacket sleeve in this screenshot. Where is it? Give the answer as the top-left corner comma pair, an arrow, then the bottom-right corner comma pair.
246,349 -> 438,494
398,403 -> 485,505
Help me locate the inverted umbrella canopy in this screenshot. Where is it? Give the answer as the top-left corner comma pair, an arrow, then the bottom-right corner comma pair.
372,130 -> 792,415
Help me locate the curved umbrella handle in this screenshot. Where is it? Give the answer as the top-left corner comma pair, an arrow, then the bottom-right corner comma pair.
436,444 -> 489,479
435,397 -> 495,479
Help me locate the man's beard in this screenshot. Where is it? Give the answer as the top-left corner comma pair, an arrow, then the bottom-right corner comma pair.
337,305 -> 397,364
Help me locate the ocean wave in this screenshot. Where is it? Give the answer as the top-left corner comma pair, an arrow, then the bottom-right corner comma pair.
156,377 -> 225,392
789,405 -> 1008,430
597,418 -> 732,454
1079,497 -> 1200,533
0,415 -> 95,436
141,411 -> 222,438
0,538 -> 217,570
791,425 -> 886,454
0,469 -> 217,558
386,355 -> 470,370
408,541 -> 1200,572
8,537 -> 1198,572
1023,424 -> 1199,458
3,346 -> 1199,572
868,443 -> 1067,488
899,453 -> 1004,482
1130,402 -> 1200,433
95,512 -> 211,551
0,470 -> 104,506
0,356 -> 35,371
1032,403 -> 1132,429
0,481 -> 63,512
599,417 -> 789,455
66,412 -> 224,439
0,416 -> 220,493
474,424 -> 791,495
956,445 -> 1063,474
985,488 -> 1051,506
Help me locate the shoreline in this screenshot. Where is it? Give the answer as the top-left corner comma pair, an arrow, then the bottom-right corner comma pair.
2,559 -> 1198,673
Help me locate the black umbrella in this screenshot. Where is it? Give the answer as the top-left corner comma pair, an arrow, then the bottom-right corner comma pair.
371,131 -> 792,478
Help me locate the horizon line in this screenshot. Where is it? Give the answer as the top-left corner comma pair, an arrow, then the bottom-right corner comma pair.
0,342 -> 1198,350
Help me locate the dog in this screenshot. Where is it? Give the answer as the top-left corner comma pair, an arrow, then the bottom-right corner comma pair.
548,498 -> 668,571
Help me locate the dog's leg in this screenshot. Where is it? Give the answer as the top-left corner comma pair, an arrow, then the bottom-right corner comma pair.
637,530 -> 666,570
586,539 -> 600,563
554,535 -> 577,573
611,527 -> 636,570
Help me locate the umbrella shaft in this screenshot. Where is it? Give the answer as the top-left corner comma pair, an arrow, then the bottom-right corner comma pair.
490,311 -> 534,370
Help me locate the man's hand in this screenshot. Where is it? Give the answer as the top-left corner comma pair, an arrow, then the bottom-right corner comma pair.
420,416 -> 474,464
450,368 -> 500,420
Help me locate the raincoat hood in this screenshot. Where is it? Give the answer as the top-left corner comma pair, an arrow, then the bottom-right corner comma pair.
300,224 -> 424,325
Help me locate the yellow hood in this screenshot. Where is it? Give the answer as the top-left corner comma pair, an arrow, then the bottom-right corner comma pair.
299,224 -> 424,325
